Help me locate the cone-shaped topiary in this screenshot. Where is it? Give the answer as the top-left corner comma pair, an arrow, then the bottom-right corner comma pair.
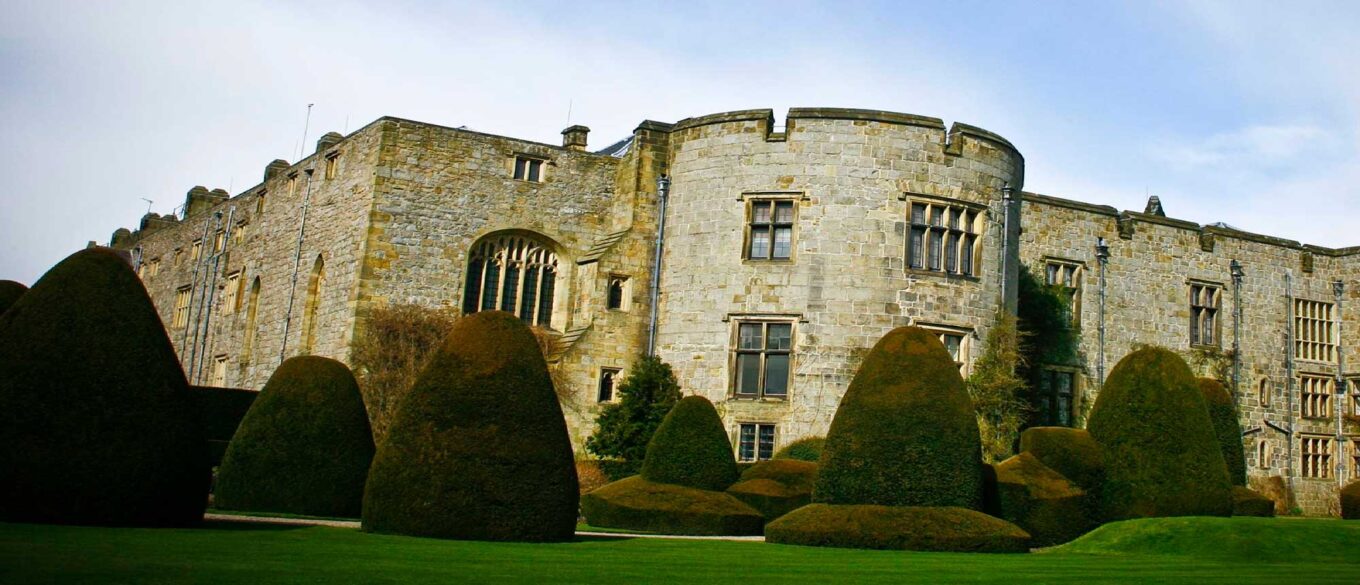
640,395 -> 739,491
815,326 -> 983,509
1087,347 -> 1232,520
215,357 -> 374,518
362,311 -> 578,541
0,248 -> 208,526
0,280 -> 26,317
1198,378 -> 1247,486
773,436 -> 825,462
1342,481 -> 1360,520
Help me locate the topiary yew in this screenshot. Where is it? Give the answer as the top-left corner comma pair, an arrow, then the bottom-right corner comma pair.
1198,378 -> 1247,486
0,280 -> 26,317
215,357 -> 374,518
815,326 -> 983,509
1019,427 -> 1105,493
0,248 -> 208,527
580,476 -> 764,535
361,311 -> 578,541
1231,486 -> 1275,517
726,459 -> 818,521
765,504 -> 1030,552
190,385 -> 258,466
640,395 -> 739,491
773,436 -> 825,462
1342,481 -> 1360,520
1087,347 -> 1232,520
989,452 -> 1096,547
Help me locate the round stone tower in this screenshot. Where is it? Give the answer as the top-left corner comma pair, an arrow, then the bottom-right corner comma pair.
653,107 -> 1024,452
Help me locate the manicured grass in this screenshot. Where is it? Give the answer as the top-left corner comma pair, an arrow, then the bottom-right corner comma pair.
1,517 -> 1357,584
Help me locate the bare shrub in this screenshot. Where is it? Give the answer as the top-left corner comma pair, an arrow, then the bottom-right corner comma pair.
349,304 -> 458,444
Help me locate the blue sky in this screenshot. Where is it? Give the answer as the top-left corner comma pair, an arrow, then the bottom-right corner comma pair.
2,0 -> 1357,284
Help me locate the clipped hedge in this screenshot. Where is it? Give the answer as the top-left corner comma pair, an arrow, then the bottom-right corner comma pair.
1231,486 -> 1275,518
0,248 -> 208,527
1199,378 -> 1247,486
774,437 -> 825,462
581,476 -> 764,535
0,280 -> 26,317
727,459 -> 818,521
1018,427 -> 1104,493
189,385 -> 258,466
1087,347 -> 1232,520
990,452 -> 1096,547
766,504 -> 1030,552
1342,481 -> 1360,520
362,311 -> 578,541
816,326 -> 983,509
215,357 -> 374,518
640,395 -> 738,491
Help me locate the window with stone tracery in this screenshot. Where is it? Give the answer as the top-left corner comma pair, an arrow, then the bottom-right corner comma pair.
907,197 -> 981,277
462,234 -> 558,328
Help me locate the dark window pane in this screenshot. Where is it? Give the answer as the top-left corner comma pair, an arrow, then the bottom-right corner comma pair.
764,354 -> 789,396
536,269 -> 555,326
961,235 -> 974,274
962,210 -> 974,233
739,323 -> 763,350
752,201 -> 772,224
607,280 -> 624,310
1204,311 -> 1215,345
514,158 -> 527,180
520,266 -> 539,322
501,263 -> 520,312
911,203 -> 926,224
481,261 -> 500,311
750,229 -> 771,259
909,227 -> 926,269
598,371 -> 616,402
758,425 -> 775,460
773,227 -> 792,259
737,354 -> 761,395
928,230 -> 942,270
948,208 -> 959,229
1047,264 -> 1060,285
945,232 -> 958,272
739,424 -> 756,461
463,258 -> 483,314
930,207 -> 943,226
1190,309 -> 1201,345
774,201 -> 794,223
767,323 -> 792,350
527,160 -> 541,182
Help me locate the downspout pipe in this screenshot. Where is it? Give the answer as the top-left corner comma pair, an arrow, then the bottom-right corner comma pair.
1095,238 -> 1110,391
1334,280 -> 1345,485
193,206 -> 235,384
1000,184 -> 1014,314
185,212 -> 222,376
1285,270 -> 1296,498
279,167 -> 316,363
1231,260 -> 1244,404
180,213 -> 216,367
646,175 -> 670,357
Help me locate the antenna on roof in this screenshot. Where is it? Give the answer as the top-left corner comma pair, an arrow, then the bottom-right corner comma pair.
140,198 -> 154,215
566,98 -> 573,125
296,103 -> 315,161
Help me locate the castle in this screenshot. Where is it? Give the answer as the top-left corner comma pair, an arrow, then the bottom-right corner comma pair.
108,107 -> 1360,515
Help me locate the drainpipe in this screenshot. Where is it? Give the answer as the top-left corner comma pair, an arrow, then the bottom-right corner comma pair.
279,167 -> 316,363
1231,260 -> 1244,404
1334,280 -> 1345,485
646,175 -> 670,357
193,206 -> 235,384
180,214 -> 216,367
185,212 -> 222,377
1095,238 -> 1110,390
1285,270 -> 1296,498
1000,184 -> 1014,314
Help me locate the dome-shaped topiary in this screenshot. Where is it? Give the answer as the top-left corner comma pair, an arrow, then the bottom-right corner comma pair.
215,357 -> 374,518
1198,378 -> 1247,486
1087,347 -> 1232,520
815,326 -> 983,509
0,280 -> 26,317
640,395 -> 739,491
581,476 -> 764,535
0,248 -> 208,526
774,436 -> 825,462
361,311 -> 578,541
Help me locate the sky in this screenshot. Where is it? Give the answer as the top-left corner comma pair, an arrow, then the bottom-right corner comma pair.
1,0 -> 1357,285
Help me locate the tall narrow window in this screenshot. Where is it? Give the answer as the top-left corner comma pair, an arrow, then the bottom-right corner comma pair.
324,154 -> 339,179
1301,436 -> 1332,479
255,192 -> 267,215
734,321 -> 793,398
213,229 -> 226,254
1257,440 -> 1272,470
1037,368 -> 1077,427
301,255 -> 325,354
1045,261 -> 1083,326
512,156 -> 544,182
210,355 -> 228,387
1258,378 -> 1272,408
598,368 -> 621,402
737,423 -> 776,462
191,239 -> 203,262
222,271 -> 242,314
907,198 -> 979,276
173,286 -> 192,328
1300,375 -> 1333,419
607,276 -> 628,311
233,222 -> 246,246
462,234 -> 559,328
1351,438 -> 1360,478
243,277 -> 261,359
746,199 -> 795,260
288,173 -> 299,197
1294,299 -> 1335,362
1190,283 -> 1222,347
1351,379 -> 1360,417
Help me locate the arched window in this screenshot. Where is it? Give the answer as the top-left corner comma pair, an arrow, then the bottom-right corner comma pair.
242,277 -> 261,358
462,234 -> 558,328
1258,378 -> 1271,408
1257,440 -> 1272,469
302,255 -> 325,354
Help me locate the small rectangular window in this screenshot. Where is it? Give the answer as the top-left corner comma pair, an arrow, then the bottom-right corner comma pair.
213,229 -> 226,254
210,355 -> 228,387
738,423 -> 777,462
607,276 -> 629,311
1045,260 -> 1083,327
233,222 -> 246,246
1300,375 -> 1333,419
173,286 -> 192,328
919,324 -> 971,374
513,156 -> 544,182
1351,379 -> 1360,417
733,321 -> 793,398
288,173 -> 299,197
222,271 -> 242,314
255,192 -> 267,215
191,240 -> 203,262
1037,368 -> 1078,427
324,154 -> 339,179
597,367 -> 621,403
1301,436 -> 1332,479
906,198 -> 979,276
745,199 -> 796,261
1352,438 -> 1360,478
147,258 -> 160,277
1190,283 -> 1222,347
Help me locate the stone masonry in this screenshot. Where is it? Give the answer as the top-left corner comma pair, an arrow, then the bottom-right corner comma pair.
109,107 -> 1359,516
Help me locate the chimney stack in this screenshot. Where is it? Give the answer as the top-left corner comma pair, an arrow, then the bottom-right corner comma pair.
561,125 -> 590,151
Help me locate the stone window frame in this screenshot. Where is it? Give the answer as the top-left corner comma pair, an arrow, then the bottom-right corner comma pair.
1300,435 -> 1333,479
173,285 -> 192,328
1258,377 -> 1273,408
1043,257 -> 1084,328
1299,373 -> 1333,420
1293,298 -> 1336,363
323,151 -> 339,180
903,193 -> 984,279
213,229 -> 226,255
222,270 -> 243,315
597,367 -> 621,403
462,232 -> 561,330
1188,280 -> 1224,349
1347,377 -> 1360,418
1350,436 -> 1360,479
287,172 -> 299,197
726,313 -> 800,401
1036,365 -> 1082,428
209,354 -> 229,387
1257,438 -> 1272,470
233,221 -> 247,246
738,191 -> 804,264
190,239 -> 203,262
145,257 -> 160,278
914,321 -> 974,376
255,190 -> 267,216
510,153 -> 548,183
736,422 -> 777,462
606,274 -> 630,312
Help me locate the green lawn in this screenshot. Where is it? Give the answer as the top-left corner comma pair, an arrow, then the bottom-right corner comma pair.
1,517 -> 1357,584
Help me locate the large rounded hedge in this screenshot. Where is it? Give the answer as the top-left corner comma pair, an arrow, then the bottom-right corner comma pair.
581,476 -> 764,535
1018,427 -> 1104,493
727,459 -> 818,521
0,280 -> 26,317
190,385 -> 258,466
640,395 -> 739,491
215,357 -> 374,518
1086,347 -> 1232,520
815,326 -> 983,509
0,248 -> 208,526
766,504 -> 1030,552
774,437 -> 825,462
1342,481 -> 1360,520
1198,378 -> 1247,486
361,311 -> 578,541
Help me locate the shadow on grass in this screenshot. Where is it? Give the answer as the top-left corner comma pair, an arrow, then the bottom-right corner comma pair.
200,520 -> 307,532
